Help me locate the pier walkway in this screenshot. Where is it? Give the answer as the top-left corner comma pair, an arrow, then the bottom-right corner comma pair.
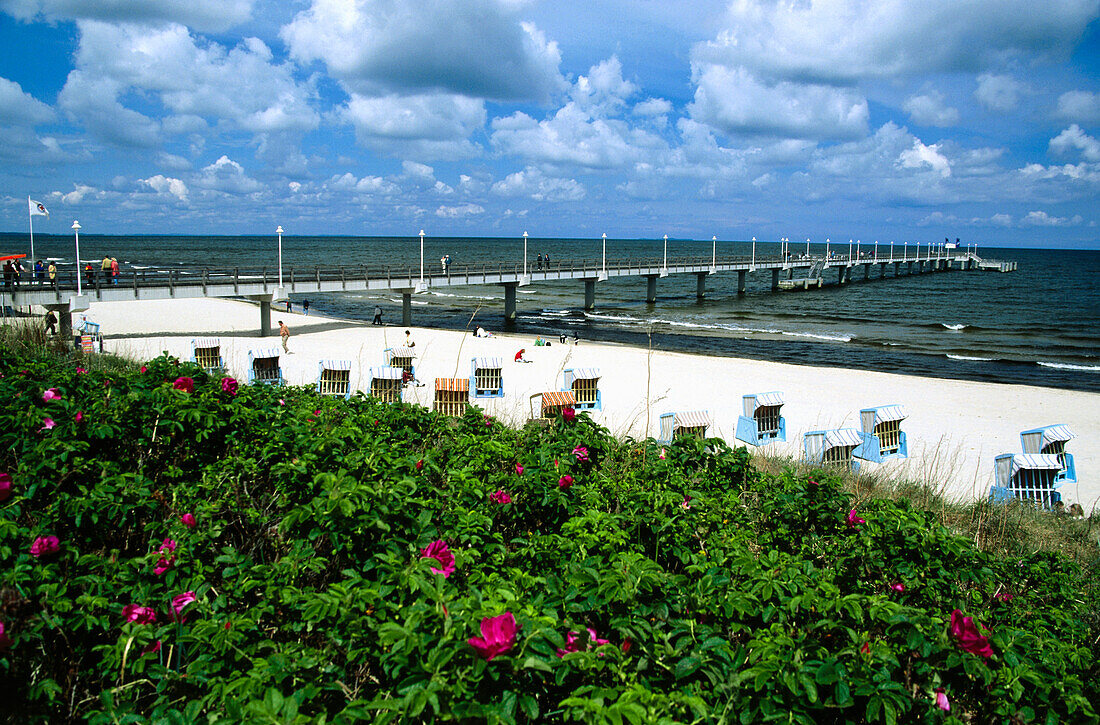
3,250 -> 1003,338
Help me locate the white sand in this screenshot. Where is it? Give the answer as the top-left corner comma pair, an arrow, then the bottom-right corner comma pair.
82,298 -> 1099,510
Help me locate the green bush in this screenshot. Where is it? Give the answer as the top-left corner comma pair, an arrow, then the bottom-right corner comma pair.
0,342 -> 1096,723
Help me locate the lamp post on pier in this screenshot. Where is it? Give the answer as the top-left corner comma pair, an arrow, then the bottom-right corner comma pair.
874,240 -> 878,261
751,237 -> 756,269
848,238 -> 853,262
602,233 -> 607,276
419,229 -> 425,286
904,240 -> 908,261
806,238 -> 810,257
711,235 -> 716,272
662,234 -> 668,273
72,220 -> 81,296
276,225 -> 284,288
825,238 -> 830,261
523,231 -> 528,277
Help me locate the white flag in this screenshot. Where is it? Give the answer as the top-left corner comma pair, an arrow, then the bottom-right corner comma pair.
28,198 -> 49,217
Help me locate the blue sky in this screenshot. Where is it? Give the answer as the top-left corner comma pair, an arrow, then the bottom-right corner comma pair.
0,0 -> 1098,248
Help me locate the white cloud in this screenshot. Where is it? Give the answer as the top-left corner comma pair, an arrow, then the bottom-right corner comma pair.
1056,90 -> 1100,123
194,155 -> 262,194
435,203 -> 485,218
903,89 -> 959,127
571,56 -> 637,113
0,77 -> 55,126
633,98 -> 673,117
326,172 -> 399,195
491,167 -> 586,202
1,0 -> 253,32
340,92 -> 485,159
689,65 -> 868,140
1022,210 -> 1083,226
141,174 -> 189,200
1049,124 -> 1100,161
898,139 -> 952,177
974,73 -> 1024,112
58,70 -> 161,147
282,0 -> 566,102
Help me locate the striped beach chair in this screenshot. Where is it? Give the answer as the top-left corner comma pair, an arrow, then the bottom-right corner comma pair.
1020,424 -> 1077,484
247,347 -> 283,386
369,366 -> 403,403
434,377 -> 469,417
530,391 -> 575,424
563,368 -> 601,410
858,404 -> 908,461
990,453 -> 1064,508
384,346 -> 417,378
471,357 -> 504,398
191,338 -> 223,373
736,392 -> 786,446
317,359 -> 352,399
658,411 -> 712,444
803,428 -> 865,472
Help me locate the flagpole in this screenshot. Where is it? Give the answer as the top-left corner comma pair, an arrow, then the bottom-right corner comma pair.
28,197 -> 34,262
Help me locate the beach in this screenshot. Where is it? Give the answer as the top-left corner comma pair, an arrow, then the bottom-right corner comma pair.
84,297 -> 1099,510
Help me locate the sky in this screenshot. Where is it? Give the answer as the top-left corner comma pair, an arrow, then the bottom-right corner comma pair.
0,0 -> 1098,248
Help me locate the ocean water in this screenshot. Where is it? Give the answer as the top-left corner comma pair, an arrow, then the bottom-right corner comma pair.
4,233 -> 1099,392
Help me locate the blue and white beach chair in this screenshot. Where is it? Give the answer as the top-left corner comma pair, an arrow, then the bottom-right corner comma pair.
563,368 -> 601,410
989,453 -> 1064,508
658,411 -> 712,444
1020,425 -> 1077,484
858,405 -> 908,462
191,338 -> 223,373
470,357 -> 504,398
384,346 -> 417,378
317,359 -> 352,399
735,392 -> 786,446
803,428 -> 865,472
369,366 -> 403,403
247,347 -> 283,386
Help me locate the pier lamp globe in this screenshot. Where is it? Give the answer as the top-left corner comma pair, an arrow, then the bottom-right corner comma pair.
276,225 -> 283,288
419,229 -> 425,284
72,220 -> 82,296
751,237 -> 756,269
711,235 -> 716,273
663,234 -> 668,272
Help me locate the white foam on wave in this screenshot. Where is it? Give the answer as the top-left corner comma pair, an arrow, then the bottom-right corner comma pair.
780,331 -> 853,342
1037,361 -> 1100,372
946,354 -> 992,361
941,323 -> 968,331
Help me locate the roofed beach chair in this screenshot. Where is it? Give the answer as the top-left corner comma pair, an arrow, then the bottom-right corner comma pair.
471,357 -> 504,398
658,411 -> 712,444
735,392 -> 786,446
317,359 -> 352,399
803,429 -> 865,472
434,377 -> 469,417
369,366 -> 403,403
1020,424 -> 1077,484
248,347 -> 283,386
384,346 -> 417,378
191,338 -> 223,373
858,404 -> 908,462
563,368 -> 601,410
529,391 -> 575,425
989,453 -> 1064,508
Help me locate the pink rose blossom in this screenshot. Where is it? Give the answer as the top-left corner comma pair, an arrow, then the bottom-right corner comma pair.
515,463 -> 524,475
995,591 -> 1014,602
483,414 -> 493,427
220,377 -> 238,396
0,472 -> 11,502
935,689 -> 950,712
154,556 -> 175,576
489,490 -> 512,504
0,621 -> 11,650
122,604 -> 157,624
75,367 -> 86,374
172,377 -> 194,393
171,591 -> 196,622
561,406 -> 576,422
159,538 -> 176,553
572,446 -> 589,462
278,399 -> 285,406
847,509 -> 865,528
658,447 -> 666,460
558,475 -> 574,489
416,459 -> 424,472
680,496 -> 692,509
891,583 -> 905,593
420,539 -> 456,578
42,388 -> 61,402
180,513 -> 197,529
468,612 -> 518,660
40,417 -> 55,431
30,535 -> 60,557
75,411 -> 84,423
140,366 -> 148,373
950,609 -> 994,658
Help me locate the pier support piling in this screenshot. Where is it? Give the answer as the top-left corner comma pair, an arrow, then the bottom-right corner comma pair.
771,268 -> 780,291
645,275 -> 657,303
584,278 -> 596,310
247,293 -> 274,336
695,273 -> 707,300
838,266 -> 846,285
503,282 -> 517,322
737,269 -> 747,294
45,303 -> 72,341
863,263 -> 871,280
402,292 -> 413,326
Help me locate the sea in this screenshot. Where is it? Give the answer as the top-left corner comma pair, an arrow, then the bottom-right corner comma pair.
4,233 -> 1099,393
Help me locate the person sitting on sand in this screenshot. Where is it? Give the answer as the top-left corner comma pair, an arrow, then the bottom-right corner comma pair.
405,330 -> 415,347
514,349 -> 531,363
534,336 -> 545,346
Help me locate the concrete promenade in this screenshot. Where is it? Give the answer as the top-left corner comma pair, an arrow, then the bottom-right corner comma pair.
3,250 -> 1000,338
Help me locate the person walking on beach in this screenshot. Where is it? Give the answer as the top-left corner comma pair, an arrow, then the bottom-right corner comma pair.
48,261 -> 57,286
34,260 -> 43,284
373,305 -> 383,325
444,254 -> 451,276
303,299 -> 310,315
44,310 -> 57,336
279,320 -> 290,353
536,253 -> 543,270
286,299 -> 292,313
85,263 -> 94,286
101,255 -> 111,279
110,257 -> 119,284
404,330 -> 415,348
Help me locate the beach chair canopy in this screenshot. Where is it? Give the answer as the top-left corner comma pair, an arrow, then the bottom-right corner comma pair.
750,392 -> 784,409
435,377 -> 469,392
867,405 -> 907,424
1033,424 -> 1075,447
474,357 -> 503,369
388,346 -> 417,359
1006,453 -> 1064,476
673,411 -> 712,430
194,337 -> 220,349
321,359 -> 352,371
371,366 -> 404,380
568,368 -> 600,381
542,391 -> 576,409
250,347 -> 280,360
824,428 -> 864,449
